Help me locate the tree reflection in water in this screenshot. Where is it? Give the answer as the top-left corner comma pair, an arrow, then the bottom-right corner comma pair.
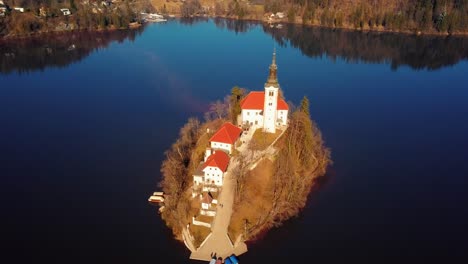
0,27 -> 145,74
1,19 -> 467,74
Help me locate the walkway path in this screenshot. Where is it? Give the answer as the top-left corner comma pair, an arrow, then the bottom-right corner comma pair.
189,127 -> 285,261
189,160 -> 247,261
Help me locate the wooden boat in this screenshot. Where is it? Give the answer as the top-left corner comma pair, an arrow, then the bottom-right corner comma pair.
148,195 -> 164,203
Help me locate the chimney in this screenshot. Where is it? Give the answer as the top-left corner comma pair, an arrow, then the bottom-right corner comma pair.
204,148 -> 212,162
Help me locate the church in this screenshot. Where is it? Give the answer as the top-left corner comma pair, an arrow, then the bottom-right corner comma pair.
239,50 -> 289,133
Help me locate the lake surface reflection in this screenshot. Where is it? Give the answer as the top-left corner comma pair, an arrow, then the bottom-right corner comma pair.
1,19 -> 467,264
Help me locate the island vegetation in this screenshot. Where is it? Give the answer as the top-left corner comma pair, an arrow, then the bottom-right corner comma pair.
151,0 -> 468,35
158,86 -> 331,248
0,0 -> 154,38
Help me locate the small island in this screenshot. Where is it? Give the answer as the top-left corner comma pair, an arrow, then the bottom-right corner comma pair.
156,50 -> 331,261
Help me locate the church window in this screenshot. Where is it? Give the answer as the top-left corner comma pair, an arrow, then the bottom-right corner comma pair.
247,112 -> 250,116
255,121 -> 258,125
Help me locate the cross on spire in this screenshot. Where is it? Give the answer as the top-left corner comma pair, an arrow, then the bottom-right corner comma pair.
265,48 -> 279,87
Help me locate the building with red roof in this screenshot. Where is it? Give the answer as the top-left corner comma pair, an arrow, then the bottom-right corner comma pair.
239,50 -> 289,133
209,122 -> 242,154
193,149 -> 230,187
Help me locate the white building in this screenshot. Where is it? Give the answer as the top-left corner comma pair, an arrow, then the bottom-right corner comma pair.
200,192 -> 216,216
201,192 -> 213,210
240,50 -> 289,133
13,7 -> 24,12
193,149 -> 230,187
209,122 -> 242,154
60,8 -> 71,16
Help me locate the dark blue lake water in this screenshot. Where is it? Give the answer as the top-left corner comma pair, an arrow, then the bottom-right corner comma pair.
1,19 -> 467,264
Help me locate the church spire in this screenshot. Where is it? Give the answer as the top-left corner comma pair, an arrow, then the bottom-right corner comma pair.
265,48 -> 279,88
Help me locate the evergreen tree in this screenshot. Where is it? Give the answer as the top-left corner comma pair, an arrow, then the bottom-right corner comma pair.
230,86 -> 245,124
299,96 -> 310,117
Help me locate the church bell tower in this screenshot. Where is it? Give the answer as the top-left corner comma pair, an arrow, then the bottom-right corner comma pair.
263,49 -> 280,133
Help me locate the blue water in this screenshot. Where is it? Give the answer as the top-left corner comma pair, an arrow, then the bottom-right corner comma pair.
1,19 -> 467,263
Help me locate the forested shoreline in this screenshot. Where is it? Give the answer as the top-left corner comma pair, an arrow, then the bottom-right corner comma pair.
0,0 -> 153,38
152,0 -> 468,35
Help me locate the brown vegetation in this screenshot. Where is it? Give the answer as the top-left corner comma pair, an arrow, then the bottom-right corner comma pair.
158,117 -> 225,240
159,90 -> 330,247
189,223 -> 211,246
1,0 -> 154,38
249,128 -> 282,151
228,159 -> 275,240
150,0 -> 468,35
229,98 -> 331,241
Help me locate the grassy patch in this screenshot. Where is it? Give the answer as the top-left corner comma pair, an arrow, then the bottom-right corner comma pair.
228,159 -> 274,240
248,129 -> 282,151
195,214 -> 214,223
189,224 -> 211,248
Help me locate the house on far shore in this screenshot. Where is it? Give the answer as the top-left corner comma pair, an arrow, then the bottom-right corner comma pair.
39,6 -> 47,17
0,3 -> 6,17
60,8 -> 71,16
209,122 -> 242,154
13,7 -> 24,12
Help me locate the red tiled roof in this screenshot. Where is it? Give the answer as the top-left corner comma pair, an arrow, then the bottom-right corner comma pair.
240,91 -> 264,110
240,91 -> 289,110
203,151 -> 230,172
277,99 -> 289,110
201,192 -> 213,204
209,122 -> 242,144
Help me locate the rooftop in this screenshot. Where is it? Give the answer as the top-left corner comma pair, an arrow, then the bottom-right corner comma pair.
240,91 -> 289,110
209,122 -> 242,145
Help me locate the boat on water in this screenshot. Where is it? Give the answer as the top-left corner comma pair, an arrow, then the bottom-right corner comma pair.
148,195 -> 164,203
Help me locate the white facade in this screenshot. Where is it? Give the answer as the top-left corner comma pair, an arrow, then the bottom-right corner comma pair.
193,175 -> 203,186
277,110 -> 288,126
201,201 -> 210,210
241,110 -> 263,127
60,8 -> 71,16
203,166 -> 223,186
210,141 -> 232,154
263,85 -> 279,133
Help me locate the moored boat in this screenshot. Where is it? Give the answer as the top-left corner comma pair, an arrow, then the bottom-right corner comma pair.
148,195 -> 164,203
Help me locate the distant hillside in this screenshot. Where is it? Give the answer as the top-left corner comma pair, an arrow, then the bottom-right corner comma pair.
151,0 -> 468,35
